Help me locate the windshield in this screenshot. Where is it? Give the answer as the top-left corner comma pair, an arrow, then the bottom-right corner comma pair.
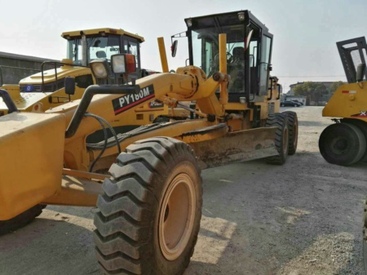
190,22 -> 272,97
66,36 -> 120,65
191,25 -> 245,75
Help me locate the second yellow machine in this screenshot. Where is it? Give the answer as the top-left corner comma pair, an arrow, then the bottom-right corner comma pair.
0,27 -> 166,122
319,36 -> 367,166
0,10 -> 298,275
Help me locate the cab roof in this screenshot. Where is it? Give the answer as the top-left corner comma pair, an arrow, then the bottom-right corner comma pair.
184,10 -> 271,37
61,27 -> 144,43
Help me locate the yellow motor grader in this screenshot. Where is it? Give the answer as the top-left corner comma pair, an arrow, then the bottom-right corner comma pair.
0,10 -> 298,275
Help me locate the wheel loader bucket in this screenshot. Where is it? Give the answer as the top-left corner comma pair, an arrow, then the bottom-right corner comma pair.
0,112 -> 66,220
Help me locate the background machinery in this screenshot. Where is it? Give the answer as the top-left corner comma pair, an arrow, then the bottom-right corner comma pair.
0,10 -> 298,275
318,36 -> 367,166
0,27 -> 164,118
0,27 -> 170,139
316,37 -> 367,272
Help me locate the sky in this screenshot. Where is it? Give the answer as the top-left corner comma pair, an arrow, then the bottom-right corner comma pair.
0,0 -> 366,92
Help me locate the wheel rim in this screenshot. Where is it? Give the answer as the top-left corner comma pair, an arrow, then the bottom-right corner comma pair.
331,137 -> 348,153
319,123 -> 367,165
159,172 -> 196,261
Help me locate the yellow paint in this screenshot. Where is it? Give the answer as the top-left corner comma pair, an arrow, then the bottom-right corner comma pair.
0,112 -> 66,219
323,81 -> 367,119
0,31 -> 282,220
158,37 -> 169,73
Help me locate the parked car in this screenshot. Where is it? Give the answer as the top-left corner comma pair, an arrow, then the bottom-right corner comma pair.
291,100 -> 304,105
280,100 -> 302,107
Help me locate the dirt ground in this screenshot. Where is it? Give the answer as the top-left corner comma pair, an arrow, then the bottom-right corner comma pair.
1,106 -> 366,275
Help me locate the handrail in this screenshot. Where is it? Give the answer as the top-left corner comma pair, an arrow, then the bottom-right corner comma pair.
0,89 -> 18,113
40,61 -> 88,92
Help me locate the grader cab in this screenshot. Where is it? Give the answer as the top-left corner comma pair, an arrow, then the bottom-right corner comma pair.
0,10 -> 298,275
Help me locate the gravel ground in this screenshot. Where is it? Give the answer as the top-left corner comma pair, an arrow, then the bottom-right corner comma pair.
0,106 -> 366,275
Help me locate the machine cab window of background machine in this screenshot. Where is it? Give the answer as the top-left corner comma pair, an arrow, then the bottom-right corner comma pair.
66,32 -> 142,72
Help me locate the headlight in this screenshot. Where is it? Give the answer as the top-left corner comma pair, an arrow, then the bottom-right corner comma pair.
111,54 -> 136,74
90,59 -> 109,79
111,54 -> 126,74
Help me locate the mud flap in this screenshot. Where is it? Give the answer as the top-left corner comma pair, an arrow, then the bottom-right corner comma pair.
189,127 -> 278,169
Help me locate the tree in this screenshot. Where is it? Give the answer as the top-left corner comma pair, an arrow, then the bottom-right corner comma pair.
293,82 -> 318,105
293,81 -> 344,105
330,81 -> 345,94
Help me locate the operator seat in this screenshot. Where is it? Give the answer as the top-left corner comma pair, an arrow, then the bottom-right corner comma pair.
96,51 -> 107,59
229,46 -> 245,92
232,46 -> 244,63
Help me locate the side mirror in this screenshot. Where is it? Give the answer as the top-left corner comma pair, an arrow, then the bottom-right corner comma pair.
171,40 -> 178,57
357,63 -> 366,82
64,77 -> 75,95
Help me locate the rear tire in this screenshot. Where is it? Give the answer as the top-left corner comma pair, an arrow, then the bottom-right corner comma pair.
0,205 -> 45,235
319,122 -> 366,166
283,111 -> 298,155
342,119 -> 367,162
94,137 -> 202,275
266,113 -> 289,165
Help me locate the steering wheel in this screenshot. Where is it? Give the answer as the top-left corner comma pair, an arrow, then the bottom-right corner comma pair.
213,52 -> 234,64
226,52 -> 234,64
209,52 -> 235,75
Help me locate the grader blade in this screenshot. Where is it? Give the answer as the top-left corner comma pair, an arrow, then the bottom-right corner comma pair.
190,127 -> 278,169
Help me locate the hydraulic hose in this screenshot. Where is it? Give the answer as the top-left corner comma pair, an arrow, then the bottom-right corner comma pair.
65,84 -> 140,138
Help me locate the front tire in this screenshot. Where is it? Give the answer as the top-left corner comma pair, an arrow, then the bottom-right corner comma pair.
319,122 -> 366,166
283,111 -> 298,155
94,137 -> 202,275
266,113 -> 289,165
342,119 -> 367,162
